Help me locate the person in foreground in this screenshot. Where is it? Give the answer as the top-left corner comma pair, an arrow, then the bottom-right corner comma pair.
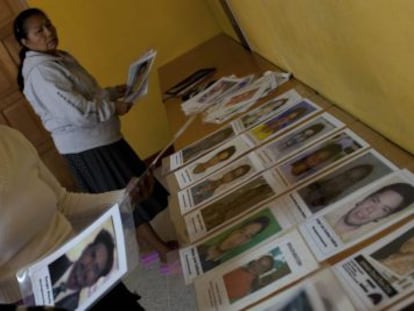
13,8 -> 174,262
0,125 -> 149,309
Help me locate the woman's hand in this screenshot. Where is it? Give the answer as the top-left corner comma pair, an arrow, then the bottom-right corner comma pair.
115,101 -> 132,116
125,169 -> 155,206
107,84 -> 128,100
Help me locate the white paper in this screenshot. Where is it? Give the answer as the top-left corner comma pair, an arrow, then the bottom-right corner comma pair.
275,128 -> 369,187
300,169 -> 414,261
194,229 -> 319,311
179,204 -> 293,284
21,204 -> 127,311
177,152 -> 266,214
173,134 -> 255,189
124,49 -> 156,103
255,112 -> 345,167
231,88 -> 302,134
245,98 -> 323,145
184,171 -> 288,242
247,268 -> 356,311
333,218 -> 414,310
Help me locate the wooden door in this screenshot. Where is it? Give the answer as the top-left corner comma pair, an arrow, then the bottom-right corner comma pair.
0,0 -> 77,190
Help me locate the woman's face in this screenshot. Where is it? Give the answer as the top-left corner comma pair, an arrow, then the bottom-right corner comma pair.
344,190 -> 403,226
219,222 -> 263,251
21,14 -> 58,53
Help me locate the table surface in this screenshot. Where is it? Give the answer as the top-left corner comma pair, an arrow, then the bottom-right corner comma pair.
157,32 -> 414,264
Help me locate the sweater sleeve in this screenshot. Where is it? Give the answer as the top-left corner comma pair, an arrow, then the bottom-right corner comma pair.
26,62 -> 117,126
37,158 -> 125,221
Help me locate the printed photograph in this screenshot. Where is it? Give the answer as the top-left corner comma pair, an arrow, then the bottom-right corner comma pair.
296,151 -> 397,214
200,176 -> 275,231
262,113 -> 342,163
48,218 -> 118,310
278,131 -> 365,185
223,247 -> 291,303
370,226 -> 414,277
197,209 -> 281,272
189,162 -> 254,206
324,181 -> 414,243
249,100 -> 320,142
240,97 -> 289,129
181,125 -> 235,163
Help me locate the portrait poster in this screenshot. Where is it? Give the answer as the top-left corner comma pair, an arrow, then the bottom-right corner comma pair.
177,152 -> 266,214
245,98 -> 322,145
299,169 -> 414,261
164,123 -> 237,174
202,72 -> 290,124
180,205 -> 293,284
287,149 -> 399,222
194,230 -> 319,311
20,204 -> 127,311
181,75 -> 254,115
247,268 -> 356,311
184,170 -> 287,242
256,112 -> 345,168
124,49 -> 156,103
231,88 -> 302,134
333,218 -> 414,311
173,134 -> 255,189
276,129 -> 369,187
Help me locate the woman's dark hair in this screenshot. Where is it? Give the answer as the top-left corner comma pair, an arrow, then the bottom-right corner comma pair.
13,8 -> 47,91
365,182 -> 414,215
92,229 -> 115,277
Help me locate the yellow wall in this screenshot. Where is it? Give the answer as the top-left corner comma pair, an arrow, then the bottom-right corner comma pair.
28,0 -> 221,158
210,0 -> 414,155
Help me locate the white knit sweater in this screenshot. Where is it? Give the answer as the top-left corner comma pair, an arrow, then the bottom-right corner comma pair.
22,50 -> 122,154
0,125 -> 124,303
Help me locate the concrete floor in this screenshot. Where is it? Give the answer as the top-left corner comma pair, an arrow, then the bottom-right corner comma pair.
123,166 -> 198,310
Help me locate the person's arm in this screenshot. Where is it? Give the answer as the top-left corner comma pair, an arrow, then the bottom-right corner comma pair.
25,62 -> 128,126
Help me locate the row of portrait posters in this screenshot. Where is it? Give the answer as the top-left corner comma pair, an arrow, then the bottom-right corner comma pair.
162,86 -> 414,310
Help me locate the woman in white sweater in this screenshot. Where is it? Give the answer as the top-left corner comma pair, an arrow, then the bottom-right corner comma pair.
0,125 -> 146,309
13,8 -> 174,262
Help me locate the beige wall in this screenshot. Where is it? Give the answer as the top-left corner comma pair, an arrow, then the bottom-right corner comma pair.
210,0 -> 414,154
28,0 -> 222,158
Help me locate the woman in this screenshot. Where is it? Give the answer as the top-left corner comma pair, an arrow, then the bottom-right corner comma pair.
192,145 -> 236,174
198,216 -> 270,271
191,164 -> 251,205
0,125 -> 145,309
13,8 -> 173,260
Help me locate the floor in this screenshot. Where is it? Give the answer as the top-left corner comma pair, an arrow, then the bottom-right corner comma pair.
123,169 -> 198,310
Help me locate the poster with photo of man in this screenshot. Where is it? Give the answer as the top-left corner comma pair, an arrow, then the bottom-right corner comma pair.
20,204 -> 127,311
300,169 -> 414,261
